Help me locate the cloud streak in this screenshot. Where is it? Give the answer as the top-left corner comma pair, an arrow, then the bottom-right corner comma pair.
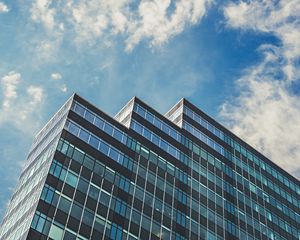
0,72 -> 45,134
221,0 -> 300,178
30,0 -> 213,51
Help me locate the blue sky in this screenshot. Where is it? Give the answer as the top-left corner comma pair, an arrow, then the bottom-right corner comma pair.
0,0 -> 300,220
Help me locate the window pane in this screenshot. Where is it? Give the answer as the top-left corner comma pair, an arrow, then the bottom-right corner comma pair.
79,129 -> 89,142
77,178 -> 89,194
83,156 -> 94,170
74,103 -> 85,116
99,142 -> 109,155
95,117 -> 104,129
94,217 -> 105,233
70,203 -> 83,220
89,135 -> 99,149
99,191 -> 110,205
63,231 -> 76,240
73,149 -> 84,164
113,129 -> 123,142
89,185 -> 100,200
94,162 -> 105,177
58,197 -> 71,213
68,122 -> 80,136
49,224 -> 64,240
104,123 -> 113,135
65,172 -> 78,188
82,209 -> 94,226
109,148 -> 119,161
85,110 -> 95,123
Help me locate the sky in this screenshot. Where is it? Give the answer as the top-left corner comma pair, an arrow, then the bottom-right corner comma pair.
0,0 -> 300,220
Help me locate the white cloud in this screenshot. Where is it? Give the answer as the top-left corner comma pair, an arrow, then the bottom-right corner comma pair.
32,39 -> 62,63
224,0 -> 300,63
0,72 -> 45,134
222,0 -> 300,178
30,0 -> 213,51
1,72 -> 21,111
60,84 -> 67,92
125,0 -> 213,51
0,2 -> 9,13
30,0 -> 57,31
51,72 -> 62,80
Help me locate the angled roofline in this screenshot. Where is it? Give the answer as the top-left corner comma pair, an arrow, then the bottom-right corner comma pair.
62,93 -> 300,183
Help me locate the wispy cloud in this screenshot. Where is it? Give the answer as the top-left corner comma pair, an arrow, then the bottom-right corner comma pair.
0,2 -> 9,13
125,0 -> 214,51
51,72 -> 62,80
1,71 -> 20,111
29,0 -> 213,51
221,0 -> 300,178
30,0 -> 58,31
0,71 -> 45,134
60,84 -> 67,92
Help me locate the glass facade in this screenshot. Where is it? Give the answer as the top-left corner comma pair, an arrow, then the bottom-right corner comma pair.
0,94 -> 299,240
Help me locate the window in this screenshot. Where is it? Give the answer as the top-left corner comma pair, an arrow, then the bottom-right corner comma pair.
99,142 -> 110,155
117,176 -> 130,192
95,117 -> 104,129
177,169 -> 188,184
83,155 -> 94,170
41,185 -> 55,204
88,185 -> 100,200
145,111 -> 154,124
152,134 -> 160,146
143,128 -> 151,140
113,129 -> 123,142
109,148 -> 119,161
49,224 -> 64,240
65,171 -> 78,188
176,211 -> 186,227
94,216 -> 105,233
58,196 -> 71,213
99,191 -> 110,205
105,168 -> 115,182
131,209 -> 141,225
60,141 -> 69,155
82,209 -> 94,226
114,198 -> 127,216
74,103 -> 85,116
63,231 -> 76,240
49,160 -> 62,178
94,162 -> 105,177
153,117 -> 161,129
72,148 -> 84,164
175,233 -> 186,240
104,123 -> 113,135
160,140 -> 168,152
79,129 -> 89,142
85,110 -> 95,123
77,178 -> 89,194
89,135 -> 99,149
177,189 -> 187,205
140,147 -> 149,159
68,122 -> 80,136
31,212 -> 47,233
70,203 -> 83,220
141,216 -> 151,231
110,223 -> 123,240
151,221 -> 161,237
154,199 -> 163,212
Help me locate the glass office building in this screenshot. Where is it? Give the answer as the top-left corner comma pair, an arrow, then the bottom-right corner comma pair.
0,93 -> 299,240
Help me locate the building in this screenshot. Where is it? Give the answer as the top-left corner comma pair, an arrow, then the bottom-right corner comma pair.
0,93 -> 300,240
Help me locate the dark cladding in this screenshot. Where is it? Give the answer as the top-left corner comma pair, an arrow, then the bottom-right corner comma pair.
0,93 -> 299,240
